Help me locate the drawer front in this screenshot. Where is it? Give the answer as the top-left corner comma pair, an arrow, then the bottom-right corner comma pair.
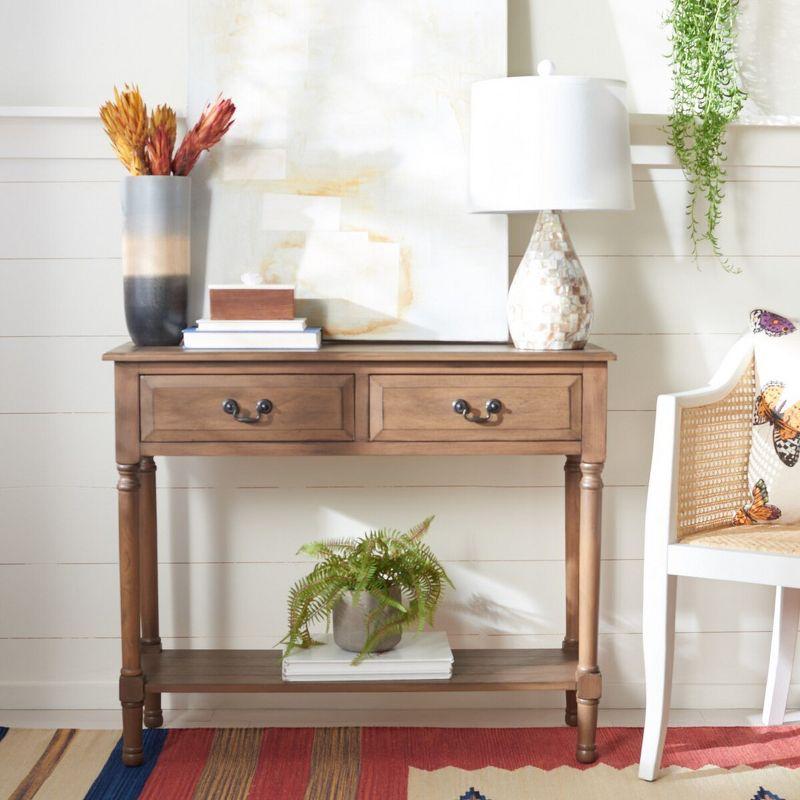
141,374 -> 355,442
369,374 -> 581,442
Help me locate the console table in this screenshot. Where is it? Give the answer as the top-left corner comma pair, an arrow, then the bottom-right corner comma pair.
103,342 -> 614,766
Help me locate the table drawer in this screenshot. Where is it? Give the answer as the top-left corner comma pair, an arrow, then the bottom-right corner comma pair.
140,374 -> 355,442
369,374 -> 581,442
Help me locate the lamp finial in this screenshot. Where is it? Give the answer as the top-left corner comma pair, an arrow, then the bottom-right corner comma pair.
537,59 -> 556,77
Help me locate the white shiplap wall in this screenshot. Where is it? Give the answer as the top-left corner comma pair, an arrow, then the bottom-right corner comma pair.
2,1 -> 800,714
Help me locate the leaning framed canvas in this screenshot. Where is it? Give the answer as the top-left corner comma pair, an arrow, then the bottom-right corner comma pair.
189,0 -> 508,341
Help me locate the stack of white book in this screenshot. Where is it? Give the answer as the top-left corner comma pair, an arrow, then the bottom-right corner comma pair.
183,317 -> 321,350
282,632 -> 453,682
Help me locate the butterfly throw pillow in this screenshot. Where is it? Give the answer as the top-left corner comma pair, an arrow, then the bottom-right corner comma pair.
740,309 -> 800,525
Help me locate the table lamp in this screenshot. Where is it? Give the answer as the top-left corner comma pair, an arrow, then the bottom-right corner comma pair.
469,61 -> 634,350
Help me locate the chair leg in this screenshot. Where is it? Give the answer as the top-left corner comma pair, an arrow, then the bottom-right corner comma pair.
638,572 -> 677,782
762,586 -> 800,726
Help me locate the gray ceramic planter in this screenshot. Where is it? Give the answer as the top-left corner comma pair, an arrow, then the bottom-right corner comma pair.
332,586 -> 404,654
121,176 -> 190,346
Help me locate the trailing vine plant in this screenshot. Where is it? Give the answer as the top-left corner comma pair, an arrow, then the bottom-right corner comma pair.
665,0 -> 747,272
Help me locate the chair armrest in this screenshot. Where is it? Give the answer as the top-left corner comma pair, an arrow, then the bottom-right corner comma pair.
645,334 -> 754,558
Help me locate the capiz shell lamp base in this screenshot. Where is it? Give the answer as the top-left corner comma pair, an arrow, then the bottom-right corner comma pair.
508,210 -> 593,350
468,61 -> 633,352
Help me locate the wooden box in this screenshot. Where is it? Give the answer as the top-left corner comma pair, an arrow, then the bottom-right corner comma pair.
209,285 -> 295,320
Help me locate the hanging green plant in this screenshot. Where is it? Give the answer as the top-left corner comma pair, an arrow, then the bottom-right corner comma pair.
665,0 -> 747,272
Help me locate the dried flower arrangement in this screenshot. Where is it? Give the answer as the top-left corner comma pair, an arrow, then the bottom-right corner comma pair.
100,85 -> 235,176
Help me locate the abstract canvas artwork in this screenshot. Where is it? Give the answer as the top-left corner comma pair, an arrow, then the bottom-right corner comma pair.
189,0 -> 508,340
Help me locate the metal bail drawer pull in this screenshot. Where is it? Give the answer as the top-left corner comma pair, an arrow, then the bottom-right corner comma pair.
452,398 -> 502,424
222,398 -> 273,423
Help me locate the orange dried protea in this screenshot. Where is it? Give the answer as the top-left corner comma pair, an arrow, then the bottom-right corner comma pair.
145,104 -> 178,175
99,85 -> 148,175
149,105 -> 177,152
145,126 -> 173,175
172,97 -> 235,176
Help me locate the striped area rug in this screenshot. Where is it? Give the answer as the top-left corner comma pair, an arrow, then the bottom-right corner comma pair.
0,725 -> 799,799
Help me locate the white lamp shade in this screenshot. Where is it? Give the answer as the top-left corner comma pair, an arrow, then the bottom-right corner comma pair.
469,76 -> 634,213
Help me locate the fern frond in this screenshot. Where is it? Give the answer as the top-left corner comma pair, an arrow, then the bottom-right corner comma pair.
407,515 -> 434,541
279,516 -> 451,663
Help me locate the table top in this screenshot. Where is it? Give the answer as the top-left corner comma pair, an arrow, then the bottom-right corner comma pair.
103,342 -> 617,363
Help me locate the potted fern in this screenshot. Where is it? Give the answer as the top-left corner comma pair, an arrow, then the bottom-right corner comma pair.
281,517 -> 453,664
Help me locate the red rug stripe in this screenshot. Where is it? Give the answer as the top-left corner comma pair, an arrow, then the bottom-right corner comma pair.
114,724 -> 800,800
138,728 -> 215,800
660,726 -> 800,771
356,726 -> 800,799
246,728 -> 315,800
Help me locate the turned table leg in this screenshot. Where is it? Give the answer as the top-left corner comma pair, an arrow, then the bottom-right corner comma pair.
576,461 -> 603,764
563,455 -> 580,727
139,456 -> 163,729
118,463 -> 144,766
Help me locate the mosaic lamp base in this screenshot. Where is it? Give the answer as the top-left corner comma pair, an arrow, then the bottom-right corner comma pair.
507,210 -> 593,351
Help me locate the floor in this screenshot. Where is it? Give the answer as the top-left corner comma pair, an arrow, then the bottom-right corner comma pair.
1,708 -> 798,730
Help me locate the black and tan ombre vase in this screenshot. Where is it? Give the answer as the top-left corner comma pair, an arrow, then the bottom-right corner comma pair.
121,176 -> 190,346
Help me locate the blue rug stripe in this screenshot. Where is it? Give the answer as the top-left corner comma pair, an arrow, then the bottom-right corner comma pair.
753,790 -> 784,800
83,729 -> 168,800
0,727 -> 8,743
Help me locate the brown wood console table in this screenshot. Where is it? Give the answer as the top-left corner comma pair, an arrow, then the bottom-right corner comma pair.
103,342 -> 615,766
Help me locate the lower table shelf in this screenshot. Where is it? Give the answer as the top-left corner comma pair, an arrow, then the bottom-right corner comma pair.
142,647 -> 578,694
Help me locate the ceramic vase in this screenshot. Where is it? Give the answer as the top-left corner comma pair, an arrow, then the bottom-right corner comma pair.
507,210 -> 593,350
121,176 -> 190,346
332,586 -> 403,654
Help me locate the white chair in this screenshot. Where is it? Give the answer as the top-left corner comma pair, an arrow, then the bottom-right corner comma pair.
639,332 -> 800,781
